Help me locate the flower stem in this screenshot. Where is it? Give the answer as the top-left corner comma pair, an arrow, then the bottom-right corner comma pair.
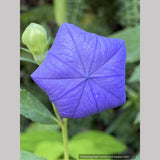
52,103 -> 61,121
52,103 -> 69,160
61,118 -> 69,160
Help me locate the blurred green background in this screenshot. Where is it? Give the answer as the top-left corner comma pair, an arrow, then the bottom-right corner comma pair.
20,0 -> 140,160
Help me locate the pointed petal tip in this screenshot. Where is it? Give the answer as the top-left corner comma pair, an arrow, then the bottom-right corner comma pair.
30,70 -> 38,81
30,70 -> 36,79
30,72 -> 34,79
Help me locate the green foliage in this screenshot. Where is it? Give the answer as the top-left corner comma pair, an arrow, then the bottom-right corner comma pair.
20,47 -> 37,64
69,130 -> 126,160
20,89 -> 57,124
117,0 -> 140,27
67,0 -> 85,25
134,112 -> 140,124
83,0 -> 139,35
26,123 -> 60,132
106,106 -> 137,133
66,0 -> 112,36
20,56 -> 37,64
35,141 -> 63,160
20,5 -> 54,26
109,25 -> 140,63
20,47 -> 31,54
128,64 -> 140,83
20,123 -> 63,160
96,110 -> 115,126
20,151 -> 46,160
20,129 -> 62,152
21,125 -> 127,160
106,105 -> 140,151
68,117 -> 92,137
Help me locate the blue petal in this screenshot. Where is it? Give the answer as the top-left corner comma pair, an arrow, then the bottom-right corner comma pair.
31,23 -> 126,118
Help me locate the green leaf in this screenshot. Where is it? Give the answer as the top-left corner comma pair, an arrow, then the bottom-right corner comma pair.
54,0 -> 67,26
20,151 -> 46,160
70,139 -> 101,160
20,49 -> 37,64
20,130 -> 62,152
20,89 -> 57,124
35,141 -> 63,160
20,47 -> 31,54
106,106 -> 136,133
20,56 -> 37,64
134,112 -> 140,124
121,100 -> 133,110
127,48 -> 140,63
125,85 -> 138,100
69,130 -> 126,160
128,65 -> 140,83
26,122 -> 60,133
109,25 -> 140,63
20,5 -> 54,24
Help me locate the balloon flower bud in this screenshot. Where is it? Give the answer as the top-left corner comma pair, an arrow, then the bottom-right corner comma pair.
22,23 -> 49,65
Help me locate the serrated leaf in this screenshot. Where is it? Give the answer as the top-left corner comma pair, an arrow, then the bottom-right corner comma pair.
20,89 -> 57,124
109,25 -> 140,63
20,130 -> 62,152
54,0 -> 67,26
128,65 -> 140,83
69,130 -> 126,160
35,141 -> 63,160
20,150 -> 46,160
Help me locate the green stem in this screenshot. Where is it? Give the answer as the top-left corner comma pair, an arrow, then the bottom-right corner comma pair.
61,118 -> 69,160
52,103 -> 69,160
52,103 -> 61,121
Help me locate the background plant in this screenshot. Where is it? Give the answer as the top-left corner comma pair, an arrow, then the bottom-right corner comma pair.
20,0 -> 140,159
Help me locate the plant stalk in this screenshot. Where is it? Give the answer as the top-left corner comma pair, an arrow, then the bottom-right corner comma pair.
52,103 -> 62,122
52,103 -> 69,160
61,118 -> 69,160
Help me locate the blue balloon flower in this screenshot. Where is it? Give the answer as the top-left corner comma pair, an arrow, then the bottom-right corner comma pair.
31,23 -> 126,118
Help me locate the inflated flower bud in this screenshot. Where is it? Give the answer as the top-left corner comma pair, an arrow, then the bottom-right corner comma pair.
22,23 -> 49,65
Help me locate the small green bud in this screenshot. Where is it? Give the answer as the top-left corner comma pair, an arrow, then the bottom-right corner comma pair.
22,23 -> 49,65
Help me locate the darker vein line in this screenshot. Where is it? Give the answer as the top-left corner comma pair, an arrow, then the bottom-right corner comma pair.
53,79 -> 86,102
88,80 -> 99,113
51,54 -> 84,77
88,36 -> 98,74
90,41 -> 124,76
64,24 -> 86,74
33,77 -> 85,80
91,74 -> 124,79
53,44 -> 74,53
91,79 -> 120,100
72,80 -> 87,118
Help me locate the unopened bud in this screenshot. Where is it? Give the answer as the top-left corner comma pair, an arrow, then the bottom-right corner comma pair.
22,23 -> 49,65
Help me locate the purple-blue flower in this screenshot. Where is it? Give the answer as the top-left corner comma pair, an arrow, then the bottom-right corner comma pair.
31,23 -> 126,119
